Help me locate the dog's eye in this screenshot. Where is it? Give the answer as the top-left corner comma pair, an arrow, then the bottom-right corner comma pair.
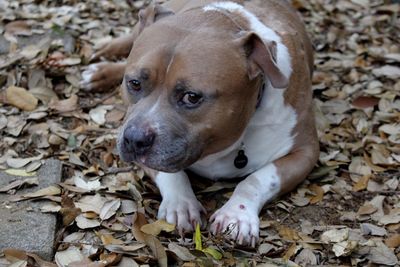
128,79 -> 141,91
180,92 -> 203,108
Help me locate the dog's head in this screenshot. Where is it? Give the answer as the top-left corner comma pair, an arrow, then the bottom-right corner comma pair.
117,4 -> 287,172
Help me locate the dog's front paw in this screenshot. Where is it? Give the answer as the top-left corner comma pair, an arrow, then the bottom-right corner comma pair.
210,200 -> 259,247
158,195 -> 205,235
80,62 -> 124,92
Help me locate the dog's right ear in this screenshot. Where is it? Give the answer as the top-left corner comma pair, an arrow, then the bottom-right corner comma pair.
138,3 -> 175,33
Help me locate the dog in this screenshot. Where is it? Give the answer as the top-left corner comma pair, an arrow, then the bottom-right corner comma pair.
81,0 -> 319,247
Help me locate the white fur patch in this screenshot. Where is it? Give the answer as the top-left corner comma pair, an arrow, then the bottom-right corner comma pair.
155,171 -> 205,232
209,163 -> 281,245
203,1 -> 292,79
81,64 -> 99,84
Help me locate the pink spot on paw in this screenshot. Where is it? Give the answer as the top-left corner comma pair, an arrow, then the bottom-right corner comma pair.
239,204 -> 245,210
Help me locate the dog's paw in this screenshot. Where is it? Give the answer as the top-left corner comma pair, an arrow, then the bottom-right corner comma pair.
158,195 -> 205,235
210,200 -> 259,247
80,62 -> 124,92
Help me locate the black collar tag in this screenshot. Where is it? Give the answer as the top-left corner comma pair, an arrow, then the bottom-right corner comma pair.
234,150 -> 248,169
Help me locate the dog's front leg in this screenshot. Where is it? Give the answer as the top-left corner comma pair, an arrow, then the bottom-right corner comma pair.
155,171 -> 205,235
210,145 -> 318,247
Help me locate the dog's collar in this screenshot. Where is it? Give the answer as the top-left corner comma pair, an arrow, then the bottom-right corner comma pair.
256,82 -> 266,109
234,143 -> 248,169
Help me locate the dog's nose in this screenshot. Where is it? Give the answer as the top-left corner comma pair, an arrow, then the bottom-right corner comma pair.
123,126 -> 155,156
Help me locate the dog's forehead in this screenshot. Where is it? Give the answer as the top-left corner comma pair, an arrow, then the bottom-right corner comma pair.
129,26 -> 247,91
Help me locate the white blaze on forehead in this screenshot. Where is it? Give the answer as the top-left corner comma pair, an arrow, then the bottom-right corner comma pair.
203,1 -> 292,80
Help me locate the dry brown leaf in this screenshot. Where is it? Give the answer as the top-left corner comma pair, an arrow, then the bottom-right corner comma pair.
385,234 -> 400,248
19,185 -> 61,200
100,234 -> 124,246
308,184 -> 324,204
277,225 -> 300,241
132,212 -> 168,267
357,204 -> 377,216
352,175 -> 370,192
6,86 -> 38,111
351,96 -> 379,109
283,243 -> 299,261
48,94 -> 78,113
141,219 -> 176,236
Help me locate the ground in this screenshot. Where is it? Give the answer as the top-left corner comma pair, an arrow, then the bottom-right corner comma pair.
0,0 -> 399,266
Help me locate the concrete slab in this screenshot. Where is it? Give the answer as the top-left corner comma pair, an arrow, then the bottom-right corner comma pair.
0,159 -> 62,260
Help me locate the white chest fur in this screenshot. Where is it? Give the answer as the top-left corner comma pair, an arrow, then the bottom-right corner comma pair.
189,1 -> 297,180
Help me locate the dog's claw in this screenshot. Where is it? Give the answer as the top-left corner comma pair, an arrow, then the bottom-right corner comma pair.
209,200 -> 259,246
158,195 -> 205,234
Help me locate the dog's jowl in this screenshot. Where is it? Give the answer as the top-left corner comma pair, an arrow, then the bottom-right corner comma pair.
82,0 -> 319,247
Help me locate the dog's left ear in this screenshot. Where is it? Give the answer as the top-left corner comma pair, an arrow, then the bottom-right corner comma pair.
138,3 -> 175,33
237,32 -> 288,89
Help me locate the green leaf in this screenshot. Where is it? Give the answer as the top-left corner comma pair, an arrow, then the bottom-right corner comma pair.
203,247 -> 223,260
194,223 -> 202,251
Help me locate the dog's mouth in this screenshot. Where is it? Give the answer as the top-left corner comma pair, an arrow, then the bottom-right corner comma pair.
118,135 -> 203,173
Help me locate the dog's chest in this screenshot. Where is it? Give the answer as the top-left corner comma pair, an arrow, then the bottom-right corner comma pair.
189,88 -> 297,180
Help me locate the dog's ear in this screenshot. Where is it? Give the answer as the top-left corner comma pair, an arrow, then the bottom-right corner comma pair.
138,3 -> 175,33
237,32 -> 288,89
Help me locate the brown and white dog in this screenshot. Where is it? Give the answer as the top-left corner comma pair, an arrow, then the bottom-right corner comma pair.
81,0 -> 319,246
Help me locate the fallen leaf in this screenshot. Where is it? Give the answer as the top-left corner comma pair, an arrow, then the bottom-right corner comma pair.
132,212 -> 168,267
6,86 -> 38,111
332,240 -> 358,257
73,172 -> 101,191
372,65 -> 400,79
99,199 -> 121,220
194,223 -> 203,251
105,244 -> 147,255
385,234 -> 400,248
283,243 -> 300,261
366,242 -> 398,266
277,225 -> 300,241
89,105 -> 113,125
141,220 -> 176,236
55,247 -> 85,267
352,175 -> 370,192
357,203 -> 377,216
114,257 -> 140,267
202,247 -> 223,260
48,94 -> 78,113
351,96 -> 380,109
360,223 -> 387,236
321,228 -> 349,243
21,185 -> 61,199
0,177 -> 38,192
167,243 -> 196,261
4,169 -> 37,177
75,194 -> 106,214
308,184 -> 324,204
294,248 -> 317,266
379,214 -> 400,225
100,233 -> 124,246
75,214 -> 101,229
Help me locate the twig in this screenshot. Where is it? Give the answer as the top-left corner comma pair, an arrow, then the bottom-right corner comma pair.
104,166 -> 135,175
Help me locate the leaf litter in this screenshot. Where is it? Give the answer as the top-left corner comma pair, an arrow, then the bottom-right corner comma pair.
0,0 -> 399,266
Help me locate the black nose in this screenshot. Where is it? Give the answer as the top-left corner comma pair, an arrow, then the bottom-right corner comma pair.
123,126 -> 155,156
